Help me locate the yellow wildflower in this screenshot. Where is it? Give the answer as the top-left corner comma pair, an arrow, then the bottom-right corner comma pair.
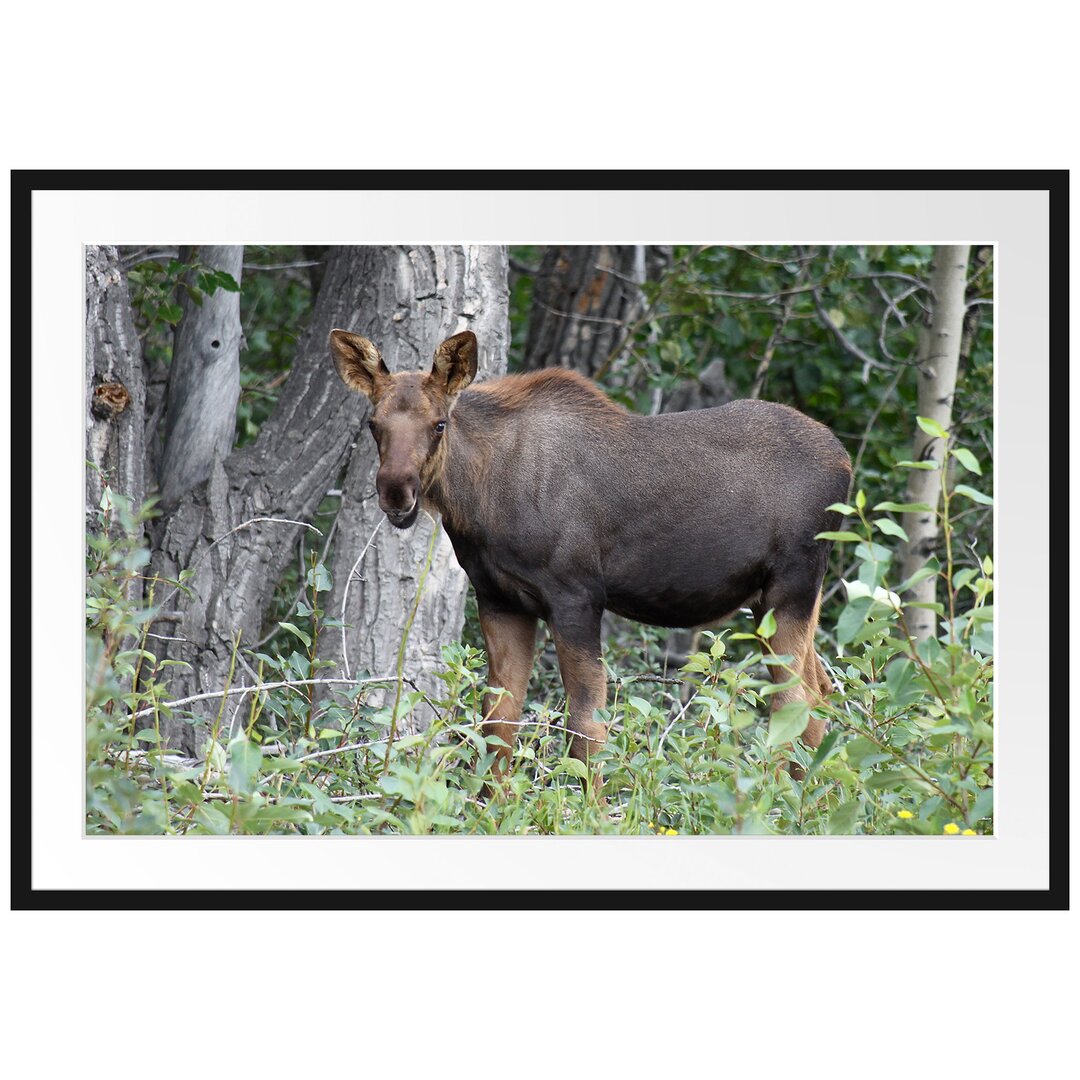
665,828 -> 678,836
962,829 -> 977,836
897,810 -> 914,819
943,823 -> 960,835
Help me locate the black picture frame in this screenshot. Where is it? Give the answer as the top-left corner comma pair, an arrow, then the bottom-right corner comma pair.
10,169 -> 1068,911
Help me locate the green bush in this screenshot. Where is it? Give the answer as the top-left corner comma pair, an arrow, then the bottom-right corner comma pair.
86,437 -> 992,836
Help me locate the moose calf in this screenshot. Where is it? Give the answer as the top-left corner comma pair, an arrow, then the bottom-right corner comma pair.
330,329 -> 851,786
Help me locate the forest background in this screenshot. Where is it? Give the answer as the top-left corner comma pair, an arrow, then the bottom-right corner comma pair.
85,242 -> 995,837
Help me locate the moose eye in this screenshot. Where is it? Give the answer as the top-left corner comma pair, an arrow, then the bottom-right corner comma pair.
433,420 -> 447,435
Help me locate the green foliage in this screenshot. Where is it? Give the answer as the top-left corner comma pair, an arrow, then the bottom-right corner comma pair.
127,254 -> 239,337
88,244 -> 992,837
87,450 -> 992,836
235,247 -> 317,446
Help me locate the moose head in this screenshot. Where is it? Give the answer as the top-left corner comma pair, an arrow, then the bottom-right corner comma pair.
329,328 -> 478,529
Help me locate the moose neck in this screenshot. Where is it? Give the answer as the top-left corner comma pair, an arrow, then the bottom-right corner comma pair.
421,391 -> 496,536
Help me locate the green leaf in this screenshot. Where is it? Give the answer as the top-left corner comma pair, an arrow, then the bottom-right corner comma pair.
556,757 -> 590,781
952,568 -> 979,591
884,658 -> 922,709
214,270 -> 241,292
766,701 -> 810,747
306,562 -> 333,592
627,696 -> 654,717
194,804 -> 232,835
803,729 -> 842,782
916,416 -> 949,439
158,302 -> 183,325
873,501 -> 935,513
953,484 -> 993,506
756,609 -> 777,639
228,736 -> 263,796
815,531 -> 864,542
278,621 -> 312,648
873,518 -> 909,542
837,596 -> 875,646
894,554 -> 940,593
827,799 -> 862,834
864,769 -> 916,791
949,447 -> 982,475
826,502 -> 856,515
895,459 -> 939,470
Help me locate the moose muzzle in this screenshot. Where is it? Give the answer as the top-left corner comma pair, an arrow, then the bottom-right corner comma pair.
376,468 -> 419,528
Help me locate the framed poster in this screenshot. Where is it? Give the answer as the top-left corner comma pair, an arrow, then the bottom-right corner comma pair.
11,170 -> 1066,909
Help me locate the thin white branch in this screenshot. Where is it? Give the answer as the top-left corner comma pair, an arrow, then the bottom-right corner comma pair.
340,516 -> 385,679
657,687 -> 703,755
130,676 -> 398,721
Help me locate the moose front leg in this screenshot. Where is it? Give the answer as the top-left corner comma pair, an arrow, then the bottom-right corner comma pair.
478,607 -> 538,782
550,609 -> 608,775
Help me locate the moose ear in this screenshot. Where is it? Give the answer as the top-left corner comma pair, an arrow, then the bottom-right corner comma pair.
329,329 -> 391,399
430,331 -> 478,398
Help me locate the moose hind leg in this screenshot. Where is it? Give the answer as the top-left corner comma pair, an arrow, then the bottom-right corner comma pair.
754,595 -> 825,771
550,612 -> 608,771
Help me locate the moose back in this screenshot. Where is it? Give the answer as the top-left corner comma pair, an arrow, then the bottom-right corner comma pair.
330,328 -> 852,782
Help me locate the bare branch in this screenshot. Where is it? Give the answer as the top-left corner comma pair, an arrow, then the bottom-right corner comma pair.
340,516 -> 385,679
811,288 -> 894,378
130,676 -> 398,721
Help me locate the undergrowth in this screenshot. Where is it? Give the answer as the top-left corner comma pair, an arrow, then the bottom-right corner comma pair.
86,436 -> 993,837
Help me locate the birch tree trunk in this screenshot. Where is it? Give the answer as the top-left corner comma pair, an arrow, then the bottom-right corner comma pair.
86,245 -> 146,526
149,247 -> 384,752
319,246 -> 510,733
159,246 -> 243,510
900,245 -> 971,641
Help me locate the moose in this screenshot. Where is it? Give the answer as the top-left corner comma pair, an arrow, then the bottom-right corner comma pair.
330,328 -> 852,786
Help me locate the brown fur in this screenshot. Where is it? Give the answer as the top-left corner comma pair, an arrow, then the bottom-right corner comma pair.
330,328 -> 852,789
470,366 -> 628,416
478,608 -> 538,782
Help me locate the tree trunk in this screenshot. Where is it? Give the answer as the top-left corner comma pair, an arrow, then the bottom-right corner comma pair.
86,245 -> 146,526
150,246 -> 376,751
149,246 -> 509,753
319,246 -> 509,733
522,245 -> 650,376
900,245 -> 971,642
159,246 -> 244,510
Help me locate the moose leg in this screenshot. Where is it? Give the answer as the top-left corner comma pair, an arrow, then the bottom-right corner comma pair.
754,597 -> 826,774
478,607 -> 539,781
799,593 -> 833,749
550,610 -> 608,773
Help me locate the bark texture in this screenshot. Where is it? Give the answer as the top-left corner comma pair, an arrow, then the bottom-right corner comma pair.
159,246 -> 244,510
522,245 -> 651,376
900,245 -> 971,641
150,246 -> 508,753
320,246 -> 510,732
150,247 -> 381,751
86,245 -> 146,524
